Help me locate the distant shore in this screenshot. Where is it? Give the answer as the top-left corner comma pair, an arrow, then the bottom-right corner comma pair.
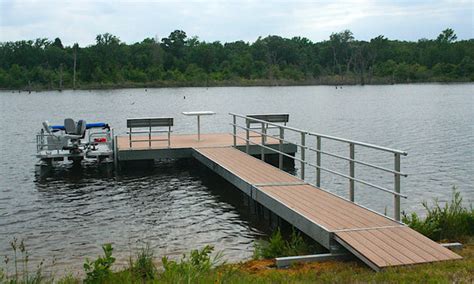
1,76 -> 472,92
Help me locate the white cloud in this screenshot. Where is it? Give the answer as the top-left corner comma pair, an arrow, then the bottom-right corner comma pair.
0,0 -> 472,46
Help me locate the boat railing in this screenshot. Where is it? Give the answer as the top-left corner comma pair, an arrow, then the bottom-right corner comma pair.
36,132 -> 63,153
229,112 -> 408,221
88,128 -> 114,149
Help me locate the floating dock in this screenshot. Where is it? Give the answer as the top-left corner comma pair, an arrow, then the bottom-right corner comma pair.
113,115 -> 461,271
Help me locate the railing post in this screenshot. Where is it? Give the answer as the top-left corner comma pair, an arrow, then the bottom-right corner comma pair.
197,115 -> 201,141
349,143 -> 355,202
279,127 -> 284,169
394,153 -> 401,221
232,115 -> 236,147
245,119 -> 250,154
300,132 -> 306,180
113,130 -> 118,171
316,136 -> 321,187
261,122 -> 266,161
148,121 -> 152,147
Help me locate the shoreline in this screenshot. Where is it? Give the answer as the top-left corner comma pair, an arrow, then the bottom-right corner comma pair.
1,77 -> 472,92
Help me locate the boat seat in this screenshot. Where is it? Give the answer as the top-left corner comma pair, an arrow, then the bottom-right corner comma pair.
76,120 -> 87,138
42,121 -> 52,134
64,118 -> 77,134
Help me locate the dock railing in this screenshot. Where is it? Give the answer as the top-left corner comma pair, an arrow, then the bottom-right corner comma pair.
229,112 -> 408,221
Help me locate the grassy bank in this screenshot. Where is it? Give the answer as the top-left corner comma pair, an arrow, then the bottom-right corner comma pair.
2,240 -> 471,283
2,190 -> 473,283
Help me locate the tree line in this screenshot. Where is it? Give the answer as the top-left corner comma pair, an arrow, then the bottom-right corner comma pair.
0,28 -> 473,90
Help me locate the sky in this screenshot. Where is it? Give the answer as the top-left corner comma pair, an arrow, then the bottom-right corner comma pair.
0,0 -> 472,46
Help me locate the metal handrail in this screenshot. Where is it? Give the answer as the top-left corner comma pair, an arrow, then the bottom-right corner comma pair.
232,133 -> 407,198
230,112 -> 407,155
36,133 -> 62,152
230,112 -> 408,221
231,122 -> 407,176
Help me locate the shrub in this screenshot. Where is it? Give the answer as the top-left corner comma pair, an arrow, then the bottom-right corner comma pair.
253,228 -> 312,259
83,243 -> 115,284
403,187 -> 474,241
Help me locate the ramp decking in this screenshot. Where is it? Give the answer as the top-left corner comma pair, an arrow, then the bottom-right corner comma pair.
192,146 -> 462,271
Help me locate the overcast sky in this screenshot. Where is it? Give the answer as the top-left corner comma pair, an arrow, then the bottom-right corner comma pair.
0,0 -> 472,46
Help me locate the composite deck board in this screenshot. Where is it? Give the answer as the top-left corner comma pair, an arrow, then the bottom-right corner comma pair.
117,133 -> 279,150
196,147 -> 300,185
335,227 -> 461,268
193,146 -> 462,270
262,185 -> 398,230
262,186 -> 396,230
264,188 -> 362,230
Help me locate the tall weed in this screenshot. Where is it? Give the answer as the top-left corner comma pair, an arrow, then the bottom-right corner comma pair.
130,244 -> 156,281
403,187 -> 474,241
160,245 -> 223,283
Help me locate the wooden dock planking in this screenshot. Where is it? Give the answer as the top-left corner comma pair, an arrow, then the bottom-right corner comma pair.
335,227 -> 462,269
117,133 -> 280,150
195,147 -> 300,185
192,146 -> 462,271
260,185 -> 399,230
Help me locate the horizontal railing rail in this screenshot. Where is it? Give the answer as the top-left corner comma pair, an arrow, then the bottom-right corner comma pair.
229,112 -> 408,221
36,133 -> 63,153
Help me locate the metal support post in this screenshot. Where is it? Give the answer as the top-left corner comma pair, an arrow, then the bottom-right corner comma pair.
261,122 -> 266,160
197,115 -> 201,141
349,143 -> 355,202
300,132 -> 306,180
394,153 -> 401,221
279,128 -> 284,169
148,123 -> 152,147
113,131 -> 118,171
168,126 -> 171,148
245,119 -> 250,154
233,115 -> 236,147
316,136 -> 321,187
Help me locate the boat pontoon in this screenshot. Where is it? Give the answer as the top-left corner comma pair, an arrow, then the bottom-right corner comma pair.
36,118 -> 114,165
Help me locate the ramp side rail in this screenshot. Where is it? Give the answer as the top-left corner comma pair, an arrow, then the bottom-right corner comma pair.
229,112 -> 408,221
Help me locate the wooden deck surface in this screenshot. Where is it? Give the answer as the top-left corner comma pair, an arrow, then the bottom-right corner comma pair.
259,185 -> 398,231
117,133 -> 279,150
195,146 -> 300,184
193,146 -> 462,270
335,227 -> 462,269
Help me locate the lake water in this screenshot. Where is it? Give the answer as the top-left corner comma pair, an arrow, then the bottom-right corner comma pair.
0,84 -> 473,274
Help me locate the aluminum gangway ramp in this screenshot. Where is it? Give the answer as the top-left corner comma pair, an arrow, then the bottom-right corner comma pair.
192,146 -> 462,271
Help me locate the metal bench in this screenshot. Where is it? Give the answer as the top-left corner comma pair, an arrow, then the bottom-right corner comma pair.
247,114 -> 289,125
246,114 -> 289,142
127,117 -> 173,147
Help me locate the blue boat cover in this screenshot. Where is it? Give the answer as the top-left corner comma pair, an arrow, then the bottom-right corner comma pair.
51,123 -> 107,130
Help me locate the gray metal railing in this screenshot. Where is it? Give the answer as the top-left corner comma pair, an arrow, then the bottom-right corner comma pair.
36,132 -> 63,153
229,112 -> 408,221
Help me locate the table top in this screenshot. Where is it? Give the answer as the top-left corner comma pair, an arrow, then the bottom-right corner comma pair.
182,111 -> 216,116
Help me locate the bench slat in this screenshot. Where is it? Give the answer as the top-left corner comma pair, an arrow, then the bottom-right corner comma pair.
127,117 -> 174,128
247,114 -> 289,124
